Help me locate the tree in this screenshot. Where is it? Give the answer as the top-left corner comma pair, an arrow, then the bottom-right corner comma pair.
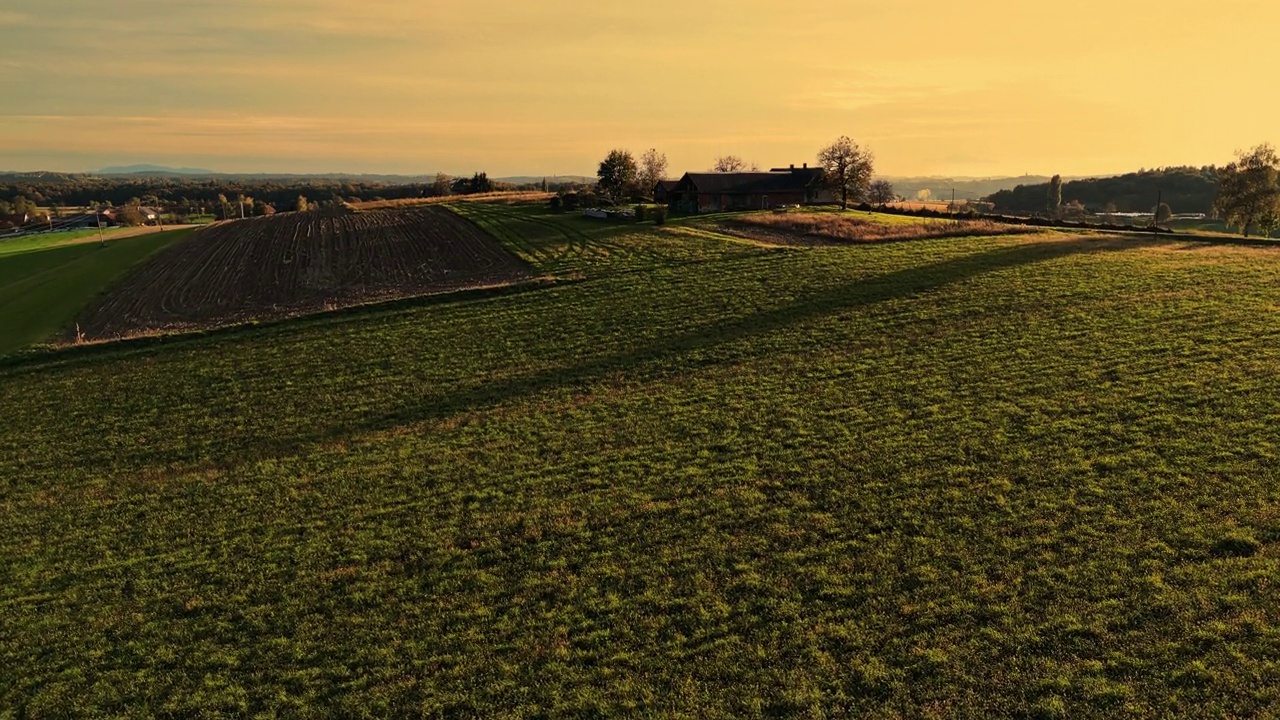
638,148 -> 668,198
1153,202 -> 1173,225
468,172 -> 493,194
597,149 -> 639,205
1261,206 -> 1280,238
1215,144 -> 1280,238
713,155 -> 747,173
433,173 -> 451,197
296,195 -> 309,213
817,136 -> 875,210
11,195 -> 39,217
1047,175 -> 1063,218
868,180 -> 895,205
116,207 -> 146,226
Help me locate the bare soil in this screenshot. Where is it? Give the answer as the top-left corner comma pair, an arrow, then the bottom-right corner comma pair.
71,207 -> 532,341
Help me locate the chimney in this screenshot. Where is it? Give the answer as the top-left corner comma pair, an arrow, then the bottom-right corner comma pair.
790,164 -> 794,169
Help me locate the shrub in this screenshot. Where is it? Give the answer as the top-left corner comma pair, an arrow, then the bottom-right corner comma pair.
652,206 -> 668,225
634,204 -> 648,222
116,208 -> 146,226
549,196 -> 563,212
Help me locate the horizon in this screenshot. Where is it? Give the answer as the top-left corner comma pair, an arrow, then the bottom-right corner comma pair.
2,1 -> 1276,177
0,164 -> 1200,183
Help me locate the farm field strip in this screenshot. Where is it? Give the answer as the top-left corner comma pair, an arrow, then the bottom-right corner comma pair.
447,202 -> 770,278
70,206 -> 533,342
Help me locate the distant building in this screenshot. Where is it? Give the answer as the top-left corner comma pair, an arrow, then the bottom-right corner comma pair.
666,164 -> 832,213
653,179 -> 680,204
63,212 -> 117,229
0,213 -> 29,229
110,206 -> 159,224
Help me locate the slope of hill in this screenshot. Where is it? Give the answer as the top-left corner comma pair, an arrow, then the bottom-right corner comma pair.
71,207 -> 533,341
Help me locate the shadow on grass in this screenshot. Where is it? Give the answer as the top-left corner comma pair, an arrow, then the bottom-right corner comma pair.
0,278 -> 567,373
342,236 -> 1128,441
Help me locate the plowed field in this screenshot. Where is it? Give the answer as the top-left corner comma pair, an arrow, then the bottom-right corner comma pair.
72,206 -> 531,340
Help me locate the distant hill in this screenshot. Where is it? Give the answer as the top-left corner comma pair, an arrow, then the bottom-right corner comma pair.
79,169 -> 594,185
986,167 -> 1219,215
880,175 -> 1065,203
97,164 -> 219,176
495,175 -> 595,186
0,171 -> 88,183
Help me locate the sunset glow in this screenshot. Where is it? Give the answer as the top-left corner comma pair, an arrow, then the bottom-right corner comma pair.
2,0 -> 1276,176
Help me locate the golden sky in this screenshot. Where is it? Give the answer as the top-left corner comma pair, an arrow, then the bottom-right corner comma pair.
1,0 -> 1275,177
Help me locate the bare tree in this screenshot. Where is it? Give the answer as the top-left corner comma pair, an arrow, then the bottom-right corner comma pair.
868,180 -> 895,205
713,155 -> 747,173
817,136 -> 875,210
432,173 -> 451,197
638,148 -> 669,198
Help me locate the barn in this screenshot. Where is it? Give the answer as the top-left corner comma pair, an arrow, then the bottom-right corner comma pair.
653,179 -> 680,204
667,165 -> 830,213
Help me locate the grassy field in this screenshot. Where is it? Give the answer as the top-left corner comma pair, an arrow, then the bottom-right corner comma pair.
7,208 -> 1280,715
0,226 -> 174,256
0,228 -> 192,355
448,202 -> 769,278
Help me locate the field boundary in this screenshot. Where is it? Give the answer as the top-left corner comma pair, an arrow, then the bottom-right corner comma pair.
1,276 -> 569,373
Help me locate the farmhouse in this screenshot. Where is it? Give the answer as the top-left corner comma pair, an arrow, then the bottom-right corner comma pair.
667,164 -> 831,213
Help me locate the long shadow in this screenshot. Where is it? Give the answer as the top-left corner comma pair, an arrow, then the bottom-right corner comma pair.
318,236 -> 1126,445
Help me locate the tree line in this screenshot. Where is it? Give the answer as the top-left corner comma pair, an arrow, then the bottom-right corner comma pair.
986,167 -> 1220,216
593,139 -> 893,209
0,173 -> 570,219
984,146 -> 1280,238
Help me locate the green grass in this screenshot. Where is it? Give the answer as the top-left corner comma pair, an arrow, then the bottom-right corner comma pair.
0,228 -> 192,355
8,220 -> 1280,715
0,228 -> 143,258
447,202 -> 767,278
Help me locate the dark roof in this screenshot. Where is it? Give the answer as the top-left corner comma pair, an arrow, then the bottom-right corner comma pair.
676,168 -> 825,195
655,180 -> 680,191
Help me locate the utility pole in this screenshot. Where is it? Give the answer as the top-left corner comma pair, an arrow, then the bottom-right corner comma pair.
96,208 -> 105,247
239,198 -> 245,220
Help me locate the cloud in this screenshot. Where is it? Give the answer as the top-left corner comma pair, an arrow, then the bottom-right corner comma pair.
0,11 -> 33,26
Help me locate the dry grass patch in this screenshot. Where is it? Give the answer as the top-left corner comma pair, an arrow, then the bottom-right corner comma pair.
722,211 -> 1038,246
